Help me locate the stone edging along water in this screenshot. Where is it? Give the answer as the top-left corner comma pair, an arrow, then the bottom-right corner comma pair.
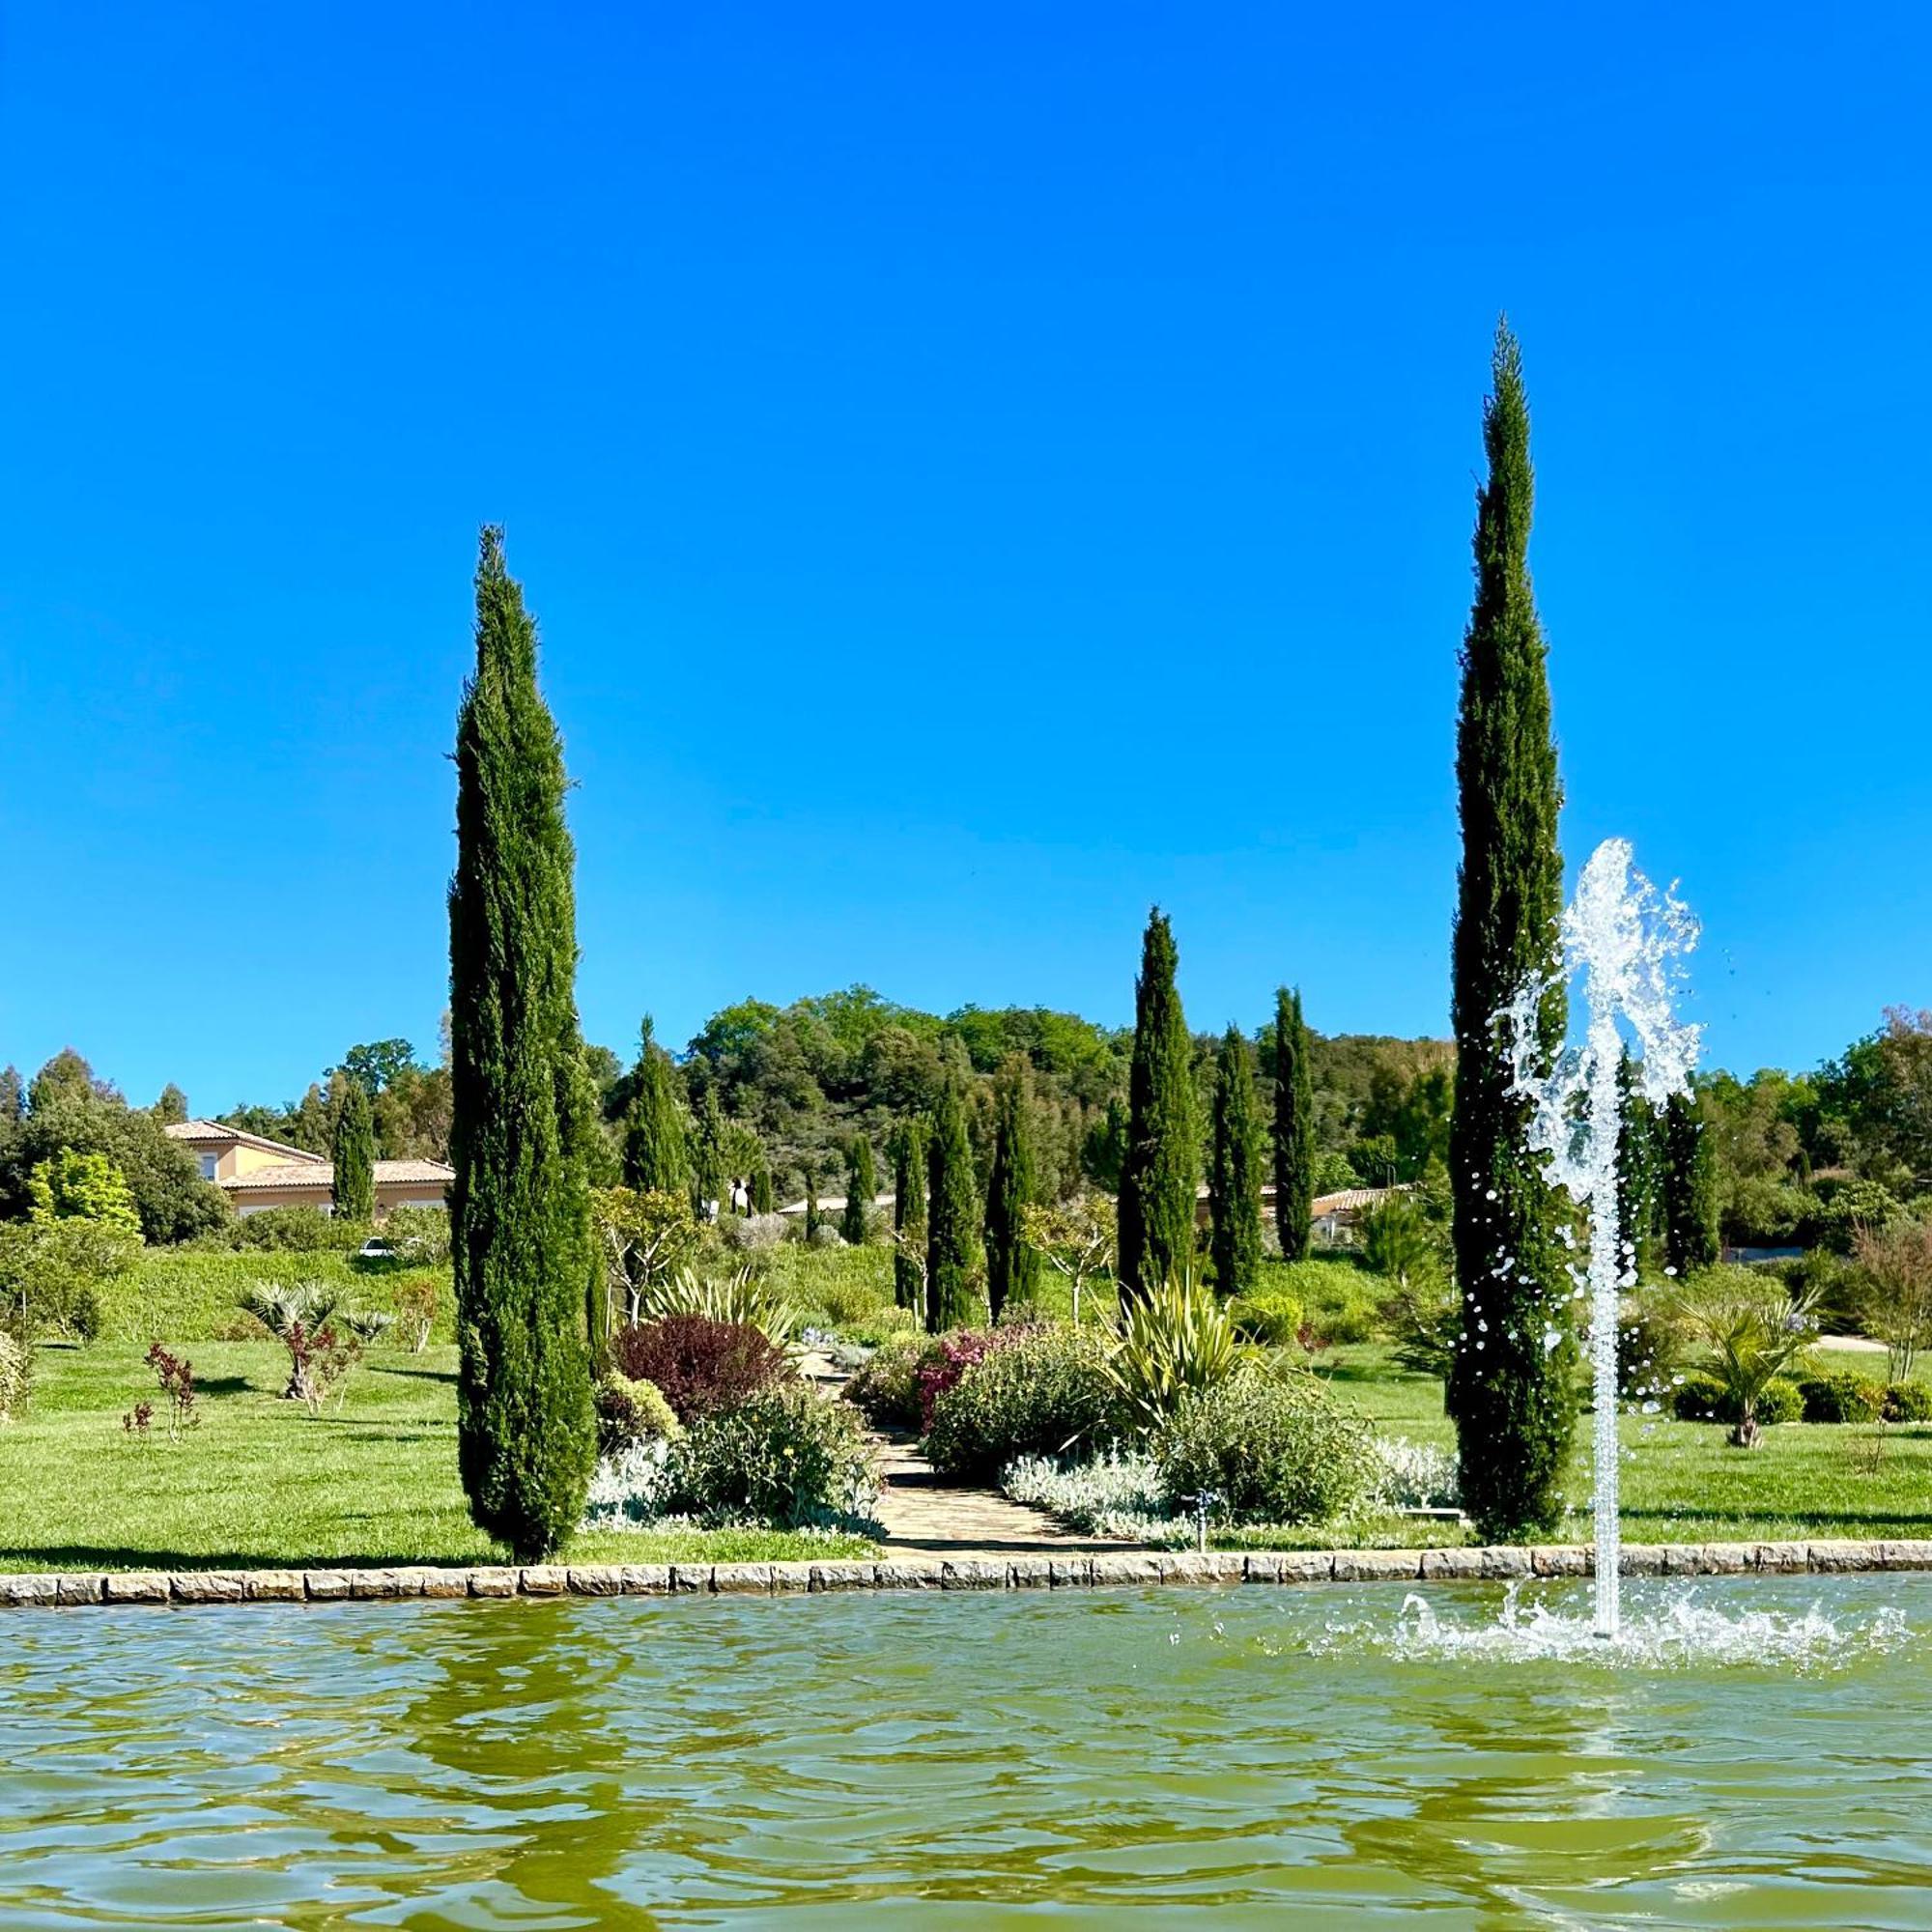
4,1539 -> 1932,1607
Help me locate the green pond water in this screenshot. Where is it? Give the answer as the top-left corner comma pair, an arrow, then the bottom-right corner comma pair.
2,1577 -> 1929,1928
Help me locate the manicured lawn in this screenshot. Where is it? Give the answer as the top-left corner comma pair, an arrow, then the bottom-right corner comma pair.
1322,1343 -> 1932,1546
0,1342 -> 874,1573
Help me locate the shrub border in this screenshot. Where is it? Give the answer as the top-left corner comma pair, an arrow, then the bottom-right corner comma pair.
3,1538 -> 1929,1607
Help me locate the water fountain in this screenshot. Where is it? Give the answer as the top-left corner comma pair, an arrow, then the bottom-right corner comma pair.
1503,837 -> 1702,1637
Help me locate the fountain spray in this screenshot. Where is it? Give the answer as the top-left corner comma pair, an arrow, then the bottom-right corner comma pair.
1503,839 -> 1700,1637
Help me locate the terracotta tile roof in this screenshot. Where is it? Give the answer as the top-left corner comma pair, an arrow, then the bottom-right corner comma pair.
165,1119 -> 326,1163
219,1158 -> 454,1192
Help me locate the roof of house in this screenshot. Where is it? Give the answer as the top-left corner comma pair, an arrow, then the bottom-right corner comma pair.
777,1192 -> 895,1218
220,1157 -> 455,1193
164,1119 -> 326,1163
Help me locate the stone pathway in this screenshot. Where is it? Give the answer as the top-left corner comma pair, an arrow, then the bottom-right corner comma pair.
802,1349 -> 1127,1558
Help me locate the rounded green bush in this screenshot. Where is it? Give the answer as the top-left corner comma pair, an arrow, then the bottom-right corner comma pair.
1797,1373 -> 1886,1424
924,1325 -> 1121,1480
592,1370 -> 684,1453
1884,1381 -> 1932,1423
1231,1292 -> 1301,1348
1673,1372 -> 1804,1427
668,1385 -> 878,1530
1151,1367 -> 1371,1526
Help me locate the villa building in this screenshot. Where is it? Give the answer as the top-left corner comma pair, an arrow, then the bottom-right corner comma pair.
165,1119 -> 453,1219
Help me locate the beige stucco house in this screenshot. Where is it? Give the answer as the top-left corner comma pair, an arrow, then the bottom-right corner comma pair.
166,1120 -> 452,1219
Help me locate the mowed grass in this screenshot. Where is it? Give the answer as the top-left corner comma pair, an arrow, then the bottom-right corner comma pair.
0,1342 -> 873,1574
1323,1343 -> 1932,1546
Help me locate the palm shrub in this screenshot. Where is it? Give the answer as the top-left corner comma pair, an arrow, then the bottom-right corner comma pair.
1153,1367 -> 1371,1526
1103,1271 -> 1238,1438
923,1324 -> 1122,1480
1671,1265 -> 1822,1446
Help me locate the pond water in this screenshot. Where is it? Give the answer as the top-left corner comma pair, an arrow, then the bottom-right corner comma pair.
3,1577 -> 1930,1928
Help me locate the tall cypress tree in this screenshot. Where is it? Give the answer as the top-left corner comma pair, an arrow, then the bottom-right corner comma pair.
691,1088 -> 726,1216
1615,1048 -> 1661,1281
804,1171 -> 821,1240
841,1136 -> 876,1243
925,1081 -> 980,1332
1271,987 -> 1315,1261
750,1161 -> 774,1215
892,1114 -> 928,1311
331,1079 -> 376,1224
622,1017 -> 687,1196
1662,1090 -> 1720,1275
1445,324 -> 1574,1543
1118,908 -> 1198,1305
1208,1026 -> 1264,1295
448,526 -> 596,1562
985,1053 -> 1041,1321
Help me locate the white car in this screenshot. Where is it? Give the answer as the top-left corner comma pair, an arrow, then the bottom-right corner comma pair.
356,1236 -> 395,1261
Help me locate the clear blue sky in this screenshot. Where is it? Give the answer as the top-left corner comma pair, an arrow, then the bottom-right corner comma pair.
4,3 -> 1927,1111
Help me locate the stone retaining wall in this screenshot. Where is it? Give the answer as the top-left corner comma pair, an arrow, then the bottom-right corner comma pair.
4,1539 -> 1930,1607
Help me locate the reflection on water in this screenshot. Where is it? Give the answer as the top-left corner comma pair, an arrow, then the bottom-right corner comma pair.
2,1577 -> 1929,1927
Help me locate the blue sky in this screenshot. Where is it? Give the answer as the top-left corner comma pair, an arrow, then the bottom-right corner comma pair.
3,3 -> 1927,1110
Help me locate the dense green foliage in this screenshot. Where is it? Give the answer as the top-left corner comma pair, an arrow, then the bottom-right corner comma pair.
1445,323 -> 1576,1541
330,1081 -> 376,1223
1662,1092 -> 1721,1272
891,1116 -> 927,1311
923,1324 -> 1119,1479
1117,910 -> 1199,1305
984,1056 -> 1041,1320
924,1082 -> 980,1331
840,1135 -> 876,1244
1208,1026 -> 1264,1295
621,1017 -> 689,1196
447,526 -> 597,1562
1271,988 -> 1316,1260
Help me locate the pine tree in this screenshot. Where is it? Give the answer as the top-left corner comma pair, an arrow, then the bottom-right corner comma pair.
892,1115 -> 928,1311
331,1080 -> 376,1224
1445,324 -> 1574,1543
1117,908 -> 1198,1305
1208,1026 -> 1263,1295
622,1016 -> 687,1195
925,1081 -> 980,1332
447,526 -> 596,1563
1662,1091 -> 1720,1275
985,1053 -> 1041,1321
841,1136 -> 876,1243
1271,987 -> 1315,1262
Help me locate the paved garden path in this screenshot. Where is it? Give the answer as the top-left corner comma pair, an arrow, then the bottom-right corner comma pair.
801,1350 -> 1127,1558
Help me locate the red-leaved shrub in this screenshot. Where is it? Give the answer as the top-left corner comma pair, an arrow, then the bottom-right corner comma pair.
607,1315 -> 792,1424
915,1327 -> 1030,1431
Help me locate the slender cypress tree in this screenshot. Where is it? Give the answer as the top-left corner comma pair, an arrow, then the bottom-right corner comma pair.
750,1161 -> 774,1215
691,1089 -> 726,1216
1445,324 -> 1574,1543
1271,987 -> 1315,1261
1208,1026 -> 1264,1295
925,1081 -> 980,1332
985,1053 -> 1041,1321
1662,1091 -> 1720,1275
448,526 -> 596,1562
622,1017 -> 688,1196
1118,909 -> 1198,1305
804,1172 -> 821,1240
1615,1048 -> 1661,1281
892,1115 -> 928,1311
841,1136 -> 876,1244
331,1079 -> 376,1224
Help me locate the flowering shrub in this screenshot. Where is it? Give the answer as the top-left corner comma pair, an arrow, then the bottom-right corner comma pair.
668,1387 -> 880,1530
915,1328 -> 1019,1430
1152,1367 -> 1370,1526
607,1315 -> 792,1424
845,1335 -> 941,1429
593,1371 -> 684,1455
925,1325 -> 1122,1480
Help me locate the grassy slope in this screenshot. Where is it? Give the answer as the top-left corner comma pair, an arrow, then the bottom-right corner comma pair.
0,1342 -> 871,1574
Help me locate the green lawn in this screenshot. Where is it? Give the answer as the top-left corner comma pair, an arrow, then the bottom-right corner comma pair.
0,1342 -> 873,1574
1324,1343 -> 1932,1546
